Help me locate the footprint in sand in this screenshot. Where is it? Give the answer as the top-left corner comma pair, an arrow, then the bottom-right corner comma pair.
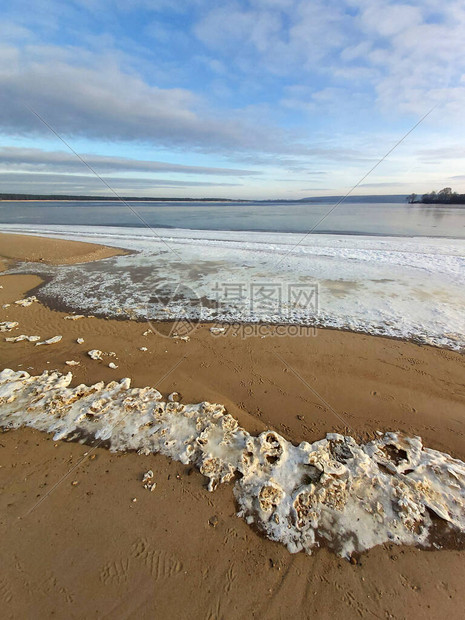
0,576 -> 13,604
224,565 -> 237,594
100,559 -> 130,585
130,538 -> 183,579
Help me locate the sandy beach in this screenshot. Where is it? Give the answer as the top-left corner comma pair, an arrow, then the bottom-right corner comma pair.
1,232 -> 465,619
0,232 -> 129,269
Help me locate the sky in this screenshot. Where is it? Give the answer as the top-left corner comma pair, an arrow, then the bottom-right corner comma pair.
1,0 -> 465,199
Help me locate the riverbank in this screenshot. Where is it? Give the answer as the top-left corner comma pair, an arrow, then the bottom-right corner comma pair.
1,233 -> 465,618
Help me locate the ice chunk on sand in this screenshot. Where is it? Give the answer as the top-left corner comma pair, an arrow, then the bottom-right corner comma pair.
5,335 -> 41,343
14,296 -> 37,307
0,321 -> 18,332
210,326 -> 226,334
142,470 -> 154,483
88,349 -> 103,360
35,336 -> 62,346
0,368 -> 464,560
172,334 -> 190,342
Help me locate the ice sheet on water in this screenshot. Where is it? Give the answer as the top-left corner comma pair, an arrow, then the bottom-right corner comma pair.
3,224 -> 465,351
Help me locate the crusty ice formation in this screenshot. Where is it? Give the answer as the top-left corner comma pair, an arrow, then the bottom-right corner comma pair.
0,368 -> 464,558
14,296 -> 38,307
0,321 -> 19,332
35,335 -> 62,346
5,335 -> 41,342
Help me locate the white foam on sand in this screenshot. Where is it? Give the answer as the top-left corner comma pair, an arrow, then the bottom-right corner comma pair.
3,224 -> 465,350
1,368 -> 464,558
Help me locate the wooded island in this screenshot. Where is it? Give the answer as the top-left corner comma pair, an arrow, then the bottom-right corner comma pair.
407,188 -> 465,204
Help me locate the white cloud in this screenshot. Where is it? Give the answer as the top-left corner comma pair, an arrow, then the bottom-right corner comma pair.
194,0 -> 348,75
347,1 -> 465,116
0,42 -> 305,156
194,1 -> 465,119
0,146 -> 258,176
358,2 -> 423,37
418,145 -> 465,161
0,172 -> 241,193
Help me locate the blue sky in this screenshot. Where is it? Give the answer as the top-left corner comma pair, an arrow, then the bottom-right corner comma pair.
0,0 -> 464,199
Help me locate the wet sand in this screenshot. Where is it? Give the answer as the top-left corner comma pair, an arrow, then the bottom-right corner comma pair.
1,233 -> 465,619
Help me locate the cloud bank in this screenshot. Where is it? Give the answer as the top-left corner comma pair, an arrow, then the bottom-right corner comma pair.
0,147 -> 257,176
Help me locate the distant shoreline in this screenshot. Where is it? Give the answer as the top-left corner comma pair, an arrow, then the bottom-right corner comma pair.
0,193 -> 409,204
0,197 -> 239,203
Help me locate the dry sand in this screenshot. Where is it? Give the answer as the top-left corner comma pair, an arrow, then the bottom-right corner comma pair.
0,232 -> 128,271
1,233 -> 464,619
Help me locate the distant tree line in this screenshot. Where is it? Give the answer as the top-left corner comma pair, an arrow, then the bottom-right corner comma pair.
0,193 -> 236,202
406,188 -> 465,204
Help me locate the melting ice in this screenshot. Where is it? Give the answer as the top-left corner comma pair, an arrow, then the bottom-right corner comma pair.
1,368 -> 464,559
3,224 -> 465,351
